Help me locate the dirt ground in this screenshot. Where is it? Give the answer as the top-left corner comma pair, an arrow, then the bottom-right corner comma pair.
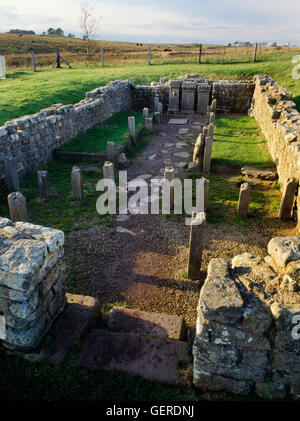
65,114 -> 298,339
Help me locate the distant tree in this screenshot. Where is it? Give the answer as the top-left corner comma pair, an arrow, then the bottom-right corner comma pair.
227,43 -> 232,47
54,28 -> 64,36
47,28 -> 55,36
68,33 -> 75,38
79,2 -> 100,54
8,29 -> 35,35
41,31 -> 46,36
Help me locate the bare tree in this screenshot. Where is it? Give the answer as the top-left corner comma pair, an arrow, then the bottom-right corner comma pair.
79,2 -> 100,54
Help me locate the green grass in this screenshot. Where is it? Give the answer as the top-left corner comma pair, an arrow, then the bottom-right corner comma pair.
58,111 -> 144,153
213,116 -> 274,168
0,50 -> 299,126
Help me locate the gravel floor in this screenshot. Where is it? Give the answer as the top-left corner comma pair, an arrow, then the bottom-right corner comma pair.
65,114 -> 298,338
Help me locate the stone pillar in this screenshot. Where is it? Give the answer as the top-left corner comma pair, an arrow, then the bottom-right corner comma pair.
207,123 -> 214,138
107,142 -> 115,162
196,84 -> 211,115
128,116 -> 136,142
71,166 -> 84,201
187,212 -> 206,280
203,137 -> 213,174
209,112 -> 215,124
144,117 -> 153,131
143,107 -> 149,119
154,112 -> 161,123
4,156 -> 20,192
279,178 -> 298,221
211,99 -> 217,113
193,133 -> 206,171
158,102 -> 163,120
181,81 -> 196,114
237,182 -> 251,217
37,170 -> 50,200
103,161 -> 115,182
154,95 -> 159,112
203,126 -> 208,137
164,166 -> 175,210
7,191 -> 29,222
168,80 -> 181,113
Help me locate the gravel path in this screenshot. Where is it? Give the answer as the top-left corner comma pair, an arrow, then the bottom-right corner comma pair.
65,114 -> 297,337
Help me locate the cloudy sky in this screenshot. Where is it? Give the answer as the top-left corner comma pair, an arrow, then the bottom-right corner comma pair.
0,0 -> 299,45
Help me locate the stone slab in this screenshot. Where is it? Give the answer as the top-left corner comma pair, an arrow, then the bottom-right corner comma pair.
168,119 -> 188,125
41,293 -> 101,364
108,307 -> 185,340
77,329 -> 190,385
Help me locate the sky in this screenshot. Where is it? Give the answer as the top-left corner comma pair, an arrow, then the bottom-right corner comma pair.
0,0 -> 299,45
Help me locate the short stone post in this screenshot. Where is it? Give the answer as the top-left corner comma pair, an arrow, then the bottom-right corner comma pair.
203,126 -> 208,137
209,112 -> 215,124
107,141 -> 115,162
181,81 -> 196,114
279,178 -> 298,221
144,117 -> 153,131
187,212 -> 206,280
37,170 -> 50,200
164,166 -> 175,210
158,102 -> 163,120
237,182 -> 251,217
103,161 -> 115,182
211,99 -> 217,113
203,137 -> 213,174
154,95 -> 159,112
207,123 -> 214,138
193,133 -> 205,171
143,107 -> 149,120
7,191 -> 29,222
4,156 -> 20,192
154,112 -> 161,123
128,116 -> 136,143
71,166 -> 84,201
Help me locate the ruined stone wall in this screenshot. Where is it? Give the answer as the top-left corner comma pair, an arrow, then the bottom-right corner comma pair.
193,236 -> 300,399
0,217 -> 67,351
250,75 -> 300,184
212,81 -> 255,113
0,80 -> 134,180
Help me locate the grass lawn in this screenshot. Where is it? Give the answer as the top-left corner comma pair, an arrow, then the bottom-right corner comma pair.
213,116 -> 273,168
0,49 -> 299,126
58,111 -> 144,153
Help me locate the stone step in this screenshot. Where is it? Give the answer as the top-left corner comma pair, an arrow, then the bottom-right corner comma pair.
41,293 -> 101,364
108,307 -> 186,340
77,329 -> 190,385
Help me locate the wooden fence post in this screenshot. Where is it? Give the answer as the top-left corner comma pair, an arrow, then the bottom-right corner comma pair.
148,47 -> 151,65
198,44 -> 202,64
32,50 -> 36,72
253,43 -> 258,63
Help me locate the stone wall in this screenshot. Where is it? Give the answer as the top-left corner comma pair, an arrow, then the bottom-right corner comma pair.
212,81 -> 255,114
250,75 -> 300,184
0,217 -> 67,351
0,80 -> 134,182
193,236 -> 300,399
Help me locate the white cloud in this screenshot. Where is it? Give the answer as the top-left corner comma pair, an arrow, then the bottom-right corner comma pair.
0,0 -> 299,44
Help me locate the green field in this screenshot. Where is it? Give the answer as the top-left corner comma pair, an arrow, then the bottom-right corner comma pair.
0,49 -> 299,126
58,111 -> 144,153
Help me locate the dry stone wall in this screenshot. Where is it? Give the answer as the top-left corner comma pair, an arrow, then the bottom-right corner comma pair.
0,217 -> 67,351
193,236 -> 300,399
0,80 -> 134,182
250,75 -> 300,183
212,81 -> 255,114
